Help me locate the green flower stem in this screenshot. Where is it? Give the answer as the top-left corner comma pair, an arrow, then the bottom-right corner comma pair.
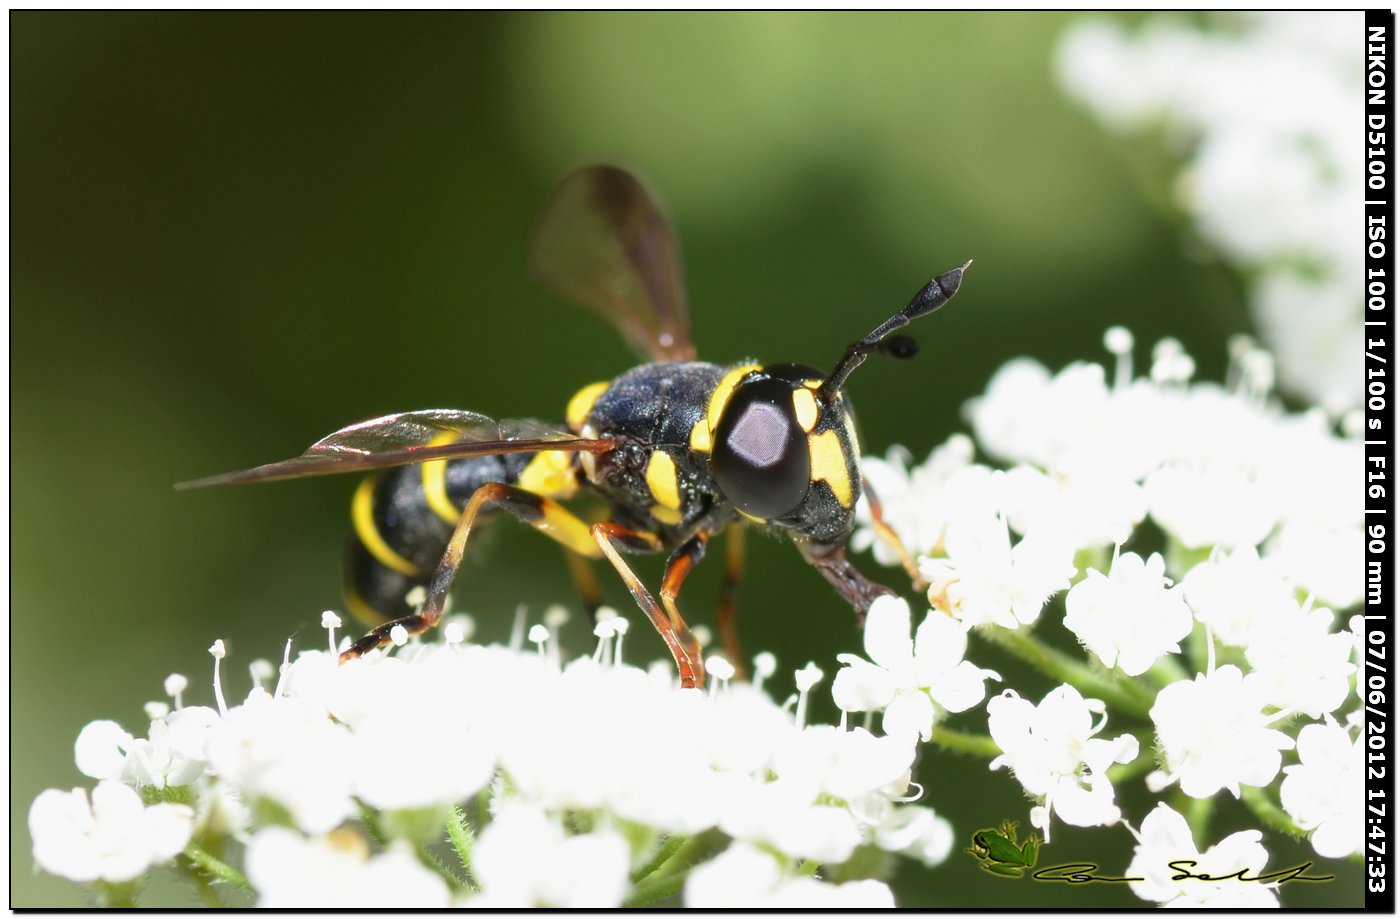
796,859 -> 821,877
416,839 -> 467,892
183,842 -> 250,891
446,806 -> 479,890
1145,653 -> 1191,688
1186,622 -> 1210,676
1241,786 -> 1305,839
471,788 -> 491,840
622,830 -> 728,908
361,803 -> 466,891
930,724 -> 1002,758
95,881 -> 140,909
359,804 -> 387,846
178,842 -> 229,907
189,873 -> 225,909
624,865 -> 690,907
1177,791 -> 1214,842
632,833 -> 686,883
977,626 -> 1154,718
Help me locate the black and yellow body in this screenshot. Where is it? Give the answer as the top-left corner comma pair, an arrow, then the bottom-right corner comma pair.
180,164 -> 970,690
344,358 -> 867,629
343,449 -> 537,625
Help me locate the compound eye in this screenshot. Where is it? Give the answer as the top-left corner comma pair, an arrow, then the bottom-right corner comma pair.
711,377 -> 811,518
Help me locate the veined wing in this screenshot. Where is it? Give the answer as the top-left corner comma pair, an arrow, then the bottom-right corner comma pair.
529,164 -> 695,362
177,409 -> 615,489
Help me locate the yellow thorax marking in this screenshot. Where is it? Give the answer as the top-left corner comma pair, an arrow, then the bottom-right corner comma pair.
421,432 -> 464,525
689,418 -> 711,453
651,503 -> 684,526
808,429 -> 853,508
518,450 -> 579,500
707,363 -> 761,433
566,381 -> 610,432
645,450 -> 682,510
792,388 -> 819,432
840,407 -> 861,457
352,477 -> 425,576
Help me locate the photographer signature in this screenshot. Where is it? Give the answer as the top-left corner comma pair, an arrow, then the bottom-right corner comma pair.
1029,861 -> 1334,885
965,822 -> 1333,885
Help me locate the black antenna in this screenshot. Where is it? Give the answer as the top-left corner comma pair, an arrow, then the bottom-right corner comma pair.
821,260 -> 972,398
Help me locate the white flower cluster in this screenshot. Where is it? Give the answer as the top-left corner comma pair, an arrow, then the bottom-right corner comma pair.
29,612 -> 959,907
851,330 -> 1364,904
859,332 -> 1362,612
987,685 -> 1138,842
1057,12 -> 1364,415
29,782 -> 194,888
30,328 -> 1364,907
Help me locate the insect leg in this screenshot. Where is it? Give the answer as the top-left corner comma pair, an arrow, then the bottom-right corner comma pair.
861,475 -> 927,589
796,539 -> 895,628
716,525 -> 747,678
341,481 -> 602,661
659,530 -> 710,676
590,522 -> 704,689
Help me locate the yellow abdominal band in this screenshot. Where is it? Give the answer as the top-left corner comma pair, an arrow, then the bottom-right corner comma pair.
352,477 -> 424,576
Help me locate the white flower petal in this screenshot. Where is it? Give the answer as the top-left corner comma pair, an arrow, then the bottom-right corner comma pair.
862,596 -> 915,670
831,659 -> 897,713
882,691 -> 936,743
74,721 -> 132,781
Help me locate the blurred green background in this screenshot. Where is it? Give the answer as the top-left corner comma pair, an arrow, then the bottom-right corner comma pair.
12,11 -> 1357,907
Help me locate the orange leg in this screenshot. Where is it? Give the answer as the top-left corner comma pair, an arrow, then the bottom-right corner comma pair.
659,531 -> 712,679
591,522 -> 704,689
862,474 -> 927,589
338,480 -> 705,690
716,525 -> 747,679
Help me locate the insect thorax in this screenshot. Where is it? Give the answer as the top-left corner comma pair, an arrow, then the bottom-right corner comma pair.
571,360 -> 864,546
574,361 -> 730,535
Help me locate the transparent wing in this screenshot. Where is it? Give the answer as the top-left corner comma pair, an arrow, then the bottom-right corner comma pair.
177,409 -> 615,489
529,164 -> 695,362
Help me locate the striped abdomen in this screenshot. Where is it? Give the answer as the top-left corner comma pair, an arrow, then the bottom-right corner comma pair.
343,450 -> 536,624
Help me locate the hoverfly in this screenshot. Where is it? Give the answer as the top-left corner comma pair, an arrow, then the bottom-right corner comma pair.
180,166 -> 969,688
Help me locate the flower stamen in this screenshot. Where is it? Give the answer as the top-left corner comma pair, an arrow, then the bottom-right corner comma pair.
794,662 -> 824,729
321,610 -> 341,657
164,673 -> 187,711
752,652 -> 776,693
591,620 -> 617,665
706,656 -> 734,699
544,604 -> 570,668
272,639 -> 292,699
248,659 -> 274,692
508,603 -> 528,652
1103,325 -> 1134,391
208,640 -> 228,717
529,624 -> 551,661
